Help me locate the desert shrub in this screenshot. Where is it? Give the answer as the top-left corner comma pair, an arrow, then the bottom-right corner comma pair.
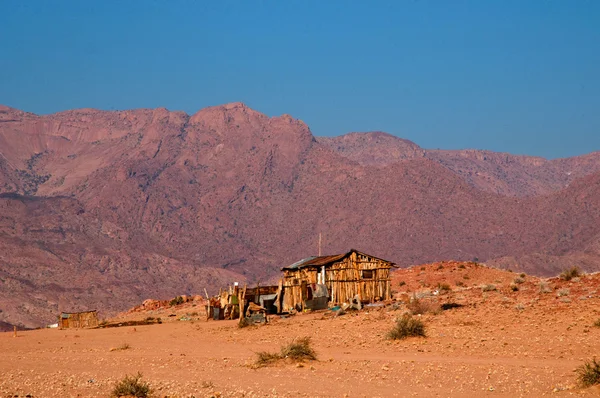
510,284 -> 519,292
455,281 -> 465,287
458,264 -> 466,269
557,288 -> 570,297
437,264 -> 444,270
519,273 -> 526,278
515,303 -> 525,311
514,277 -> 525,284
387,315 -> 426,340
560,266 -> 582,281
575,358 -> 600,387
398,281 -> 406,286
169,296 -> 184,306
255,351 -> 281,367
539,281 -> 553,293
481,284 -> 496,292
407,296 -> 440,315
280,337 -> 317,361
201,380 -> 214,389
463,274 -> 470,280
593,319 -> 600,328
110,343 -> 131,352
111,372 -> 151,398
437,282 -> 451,293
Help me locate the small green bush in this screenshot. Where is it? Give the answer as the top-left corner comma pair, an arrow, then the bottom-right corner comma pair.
575,358 -> 600,387
111,372 -> 151,398
387,315 -> 426,340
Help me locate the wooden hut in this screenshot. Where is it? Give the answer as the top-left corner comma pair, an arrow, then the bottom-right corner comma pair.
279,249 -> 396,312
58,310 -> 99,329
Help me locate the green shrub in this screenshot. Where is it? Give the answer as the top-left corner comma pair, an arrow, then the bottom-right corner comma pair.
560,266 -> 582,281
111,372 -> 151,397
575,358 -> 600,387
387,315 -> 426,340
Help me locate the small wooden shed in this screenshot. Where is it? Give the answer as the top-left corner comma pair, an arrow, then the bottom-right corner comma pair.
280,249 -> 396,312
59,310 -> 99,329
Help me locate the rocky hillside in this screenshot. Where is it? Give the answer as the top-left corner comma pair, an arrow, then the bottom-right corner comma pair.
1,102 -> 599,328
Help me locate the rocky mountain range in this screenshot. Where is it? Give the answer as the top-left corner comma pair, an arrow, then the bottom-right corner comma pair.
1,102 -> 599,328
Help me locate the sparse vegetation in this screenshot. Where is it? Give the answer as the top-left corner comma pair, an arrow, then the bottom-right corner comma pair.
557,288 -> 570,297
513,277 -> 525,284
455,281 -> 465,287
539,281 -> 553,293
458,264 -> 466,269
110,343 -> 131,352
111,372 -> 151,397
510,284 -> 519,292
437,264 -> 444,270
463,274 -> 470,280
407,296 -> 440,315
437,282 -> 451,293
519,273 -> 526,278
398,280 -> 406,287
387,315 -> 426,340
254,337 -> 317,367
280,337 -> 317,361
575,358 -> 600,387
481,284 -> 496,292
560,266 -> 582,281
593,319 -> 600,328
169,296 -> 184,306
201,380 -> 214,389
515,303 -> 525,311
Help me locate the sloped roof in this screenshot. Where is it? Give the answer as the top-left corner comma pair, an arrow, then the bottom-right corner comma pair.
282,249 -> 395,271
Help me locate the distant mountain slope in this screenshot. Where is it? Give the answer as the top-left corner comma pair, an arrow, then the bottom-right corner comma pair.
1,102 -> 599,327
319,132 -> 600,196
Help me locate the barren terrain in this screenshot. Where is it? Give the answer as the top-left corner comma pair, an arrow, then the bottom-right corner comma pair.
1,263 -> 599,397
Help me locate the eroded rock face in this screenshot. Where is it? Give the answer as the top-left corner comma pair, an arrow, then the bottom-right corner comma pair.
1,102 -> 600,328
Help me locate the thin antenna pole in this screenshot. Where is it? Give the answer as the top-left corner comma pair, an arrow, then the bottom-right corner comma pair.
318,232 -> 322,256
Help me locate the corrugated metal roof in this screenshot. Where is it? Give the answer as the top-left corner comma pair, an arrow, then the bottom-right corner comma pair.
282,249 -> 397,271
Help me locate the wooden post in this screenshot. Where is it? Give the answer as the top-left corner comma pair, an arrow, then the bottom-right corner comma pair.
238,285 -> 247,325
204,288 -> 209,300
13,326 -> 17,338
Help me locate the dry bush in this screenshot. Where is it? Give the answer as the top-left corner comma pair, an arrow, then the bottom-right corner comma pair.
481,284 -> 496,292
407,296 -> 440,315
593,319 -> 600,328
557,288 -> 570,297
560,266 -> 582,281
111,372 -> 151,397
513,277 -> 525,284
201,380 -> 214,389
510,284 -> 519,292
255,351 -> 280,367
280,337 -> 317,361
539,281 -> 553,293
437,283 -> 451,293
575,358 -> 600,387
110,343 -> 131,352
458,264 -> 466,269
254,337 -> 317,367
387,315 -> 426,340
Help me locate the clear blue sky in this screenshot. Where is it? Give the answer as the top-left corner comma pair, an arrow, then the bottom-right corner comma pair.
1,1 -> 598,158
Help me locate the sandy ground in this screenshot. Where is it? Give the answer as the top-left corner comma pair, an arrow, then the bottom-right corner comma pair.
1,264 -> 600,398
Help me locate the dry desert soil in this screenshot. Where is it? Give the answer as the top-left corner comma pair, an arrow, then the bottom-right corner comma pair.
1,262 -> 600,398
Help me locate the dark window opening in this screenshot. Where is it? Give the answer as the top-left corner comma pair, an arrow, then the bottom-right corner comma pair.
362,270 -> 374,279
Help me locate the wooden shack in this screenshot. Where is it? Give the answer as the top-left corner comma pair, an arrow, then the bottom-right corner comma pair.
280,249 -> 396,312
59,310 -> 99,329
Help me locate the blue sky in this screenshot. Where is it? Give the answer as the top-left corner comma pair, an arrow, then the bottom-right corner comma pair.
1,1 -> 598,158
